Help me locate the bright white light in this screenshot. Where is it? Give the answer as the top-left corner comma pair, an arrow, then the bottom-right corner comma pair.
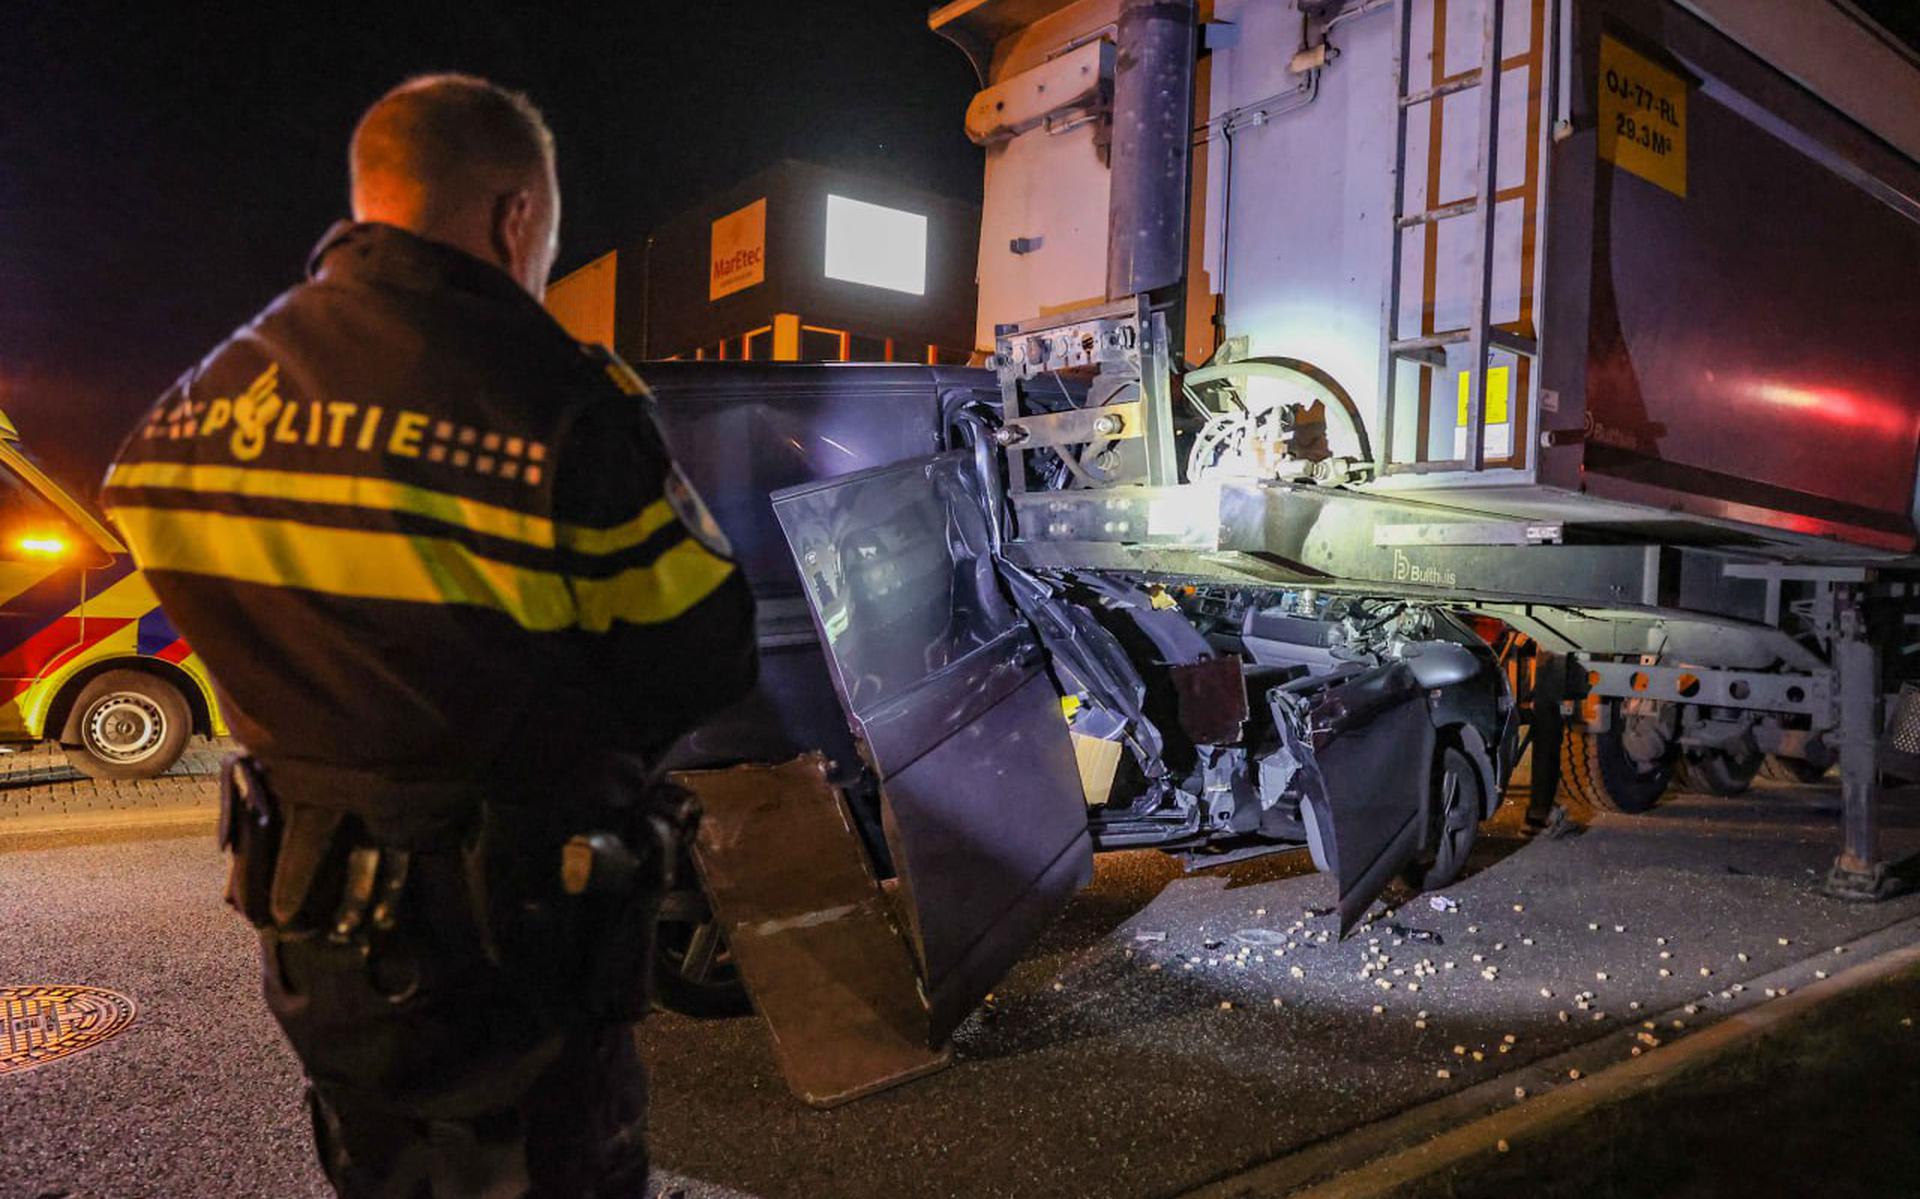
823,195 -> 927,295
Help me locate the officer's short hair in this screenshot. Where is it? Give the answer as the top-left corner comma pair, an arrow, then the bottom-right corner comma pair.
350,74 -> 554,217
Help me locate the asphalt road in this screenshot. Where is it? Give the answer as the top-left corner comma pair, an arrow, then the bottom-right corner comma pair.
4,773 -> 1919,1199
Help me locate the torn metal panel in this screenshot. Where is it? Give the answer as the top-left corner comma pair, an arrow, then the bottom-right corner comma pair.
674,755 -> 949,1107
774,453 -> 1095,1045
1284,663 -> 1437,935
1170,654 -> 1249,745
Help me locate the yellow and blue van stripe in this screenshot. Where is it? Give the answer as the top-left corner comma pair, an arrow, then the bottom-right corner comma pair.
0,555 -> 219,738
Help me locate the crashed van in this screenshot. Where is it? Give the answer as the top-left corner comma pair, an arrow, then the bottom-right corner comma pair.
626,0 -> 1920,1106
644,362 -> 1515,1103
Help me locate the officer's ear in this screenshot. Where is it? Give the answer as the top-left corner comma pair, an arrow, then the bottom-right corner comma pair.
490,187 -> 540,293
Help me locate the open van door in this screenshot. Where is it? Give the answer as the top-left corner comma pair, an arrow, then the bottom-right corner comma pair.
772,452 -> 1094,1040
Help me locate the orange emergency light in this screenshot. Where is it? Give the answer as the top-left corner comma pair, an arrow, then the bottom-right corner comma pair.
16,534 -> 67,557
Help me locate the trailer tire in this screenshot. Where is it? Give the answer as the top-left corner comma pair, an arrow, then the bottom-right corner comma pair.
1676,747 -> 1763,797
1401,746 -> 1481,892
1761,754 -> 1830,784
652,851 -> 750,1019
1560,717 -> 1674,814
62,670 -> 192,781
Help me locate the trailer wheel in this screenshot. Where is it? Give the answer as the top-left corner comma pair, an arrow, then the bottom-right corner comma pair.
1676,747 -> 1763,797
62,670 -> 192,781
652,852 -> 749,1019
1560,709 -> 1675,814
1761,754 -> 1830,784
1401,746 -> 1481,892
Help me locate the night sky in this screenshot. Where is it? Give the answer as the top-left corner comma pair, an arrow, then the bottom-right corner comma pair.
0,1 -> 982,492
6,2 -> 1917,494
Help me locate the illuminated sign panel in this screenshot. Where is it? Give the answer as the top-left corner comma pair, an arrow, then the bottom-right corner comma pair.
710,198 -> 767,300
823,195 -> 927,296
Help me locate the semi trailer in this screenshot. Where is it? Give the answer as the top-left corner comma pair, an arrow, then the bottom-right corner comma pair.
646,0 -> 1920,1104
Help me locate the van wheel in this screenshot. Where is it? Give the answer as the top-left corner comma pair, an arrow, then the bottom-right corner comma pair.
1401,746 -> 1482,892
653,851 -> 750,1018
63,670 -> 192,781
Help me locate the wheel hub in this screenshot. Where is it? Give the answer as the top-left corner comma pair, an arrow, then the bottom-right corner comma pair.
86,694 -> 164,763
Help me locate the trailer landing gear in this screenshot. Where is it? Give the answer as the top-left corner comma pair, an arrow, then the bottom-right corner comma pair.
1823,593 -> 1898,902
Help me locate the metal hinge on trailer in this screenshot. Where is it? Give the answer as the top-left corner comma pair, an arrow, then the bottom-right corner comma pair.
1378,0 -> 1552,471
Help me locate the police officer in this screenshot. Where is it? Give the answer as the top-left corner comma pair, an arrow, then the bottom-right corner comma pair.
101,75 -> 755,1196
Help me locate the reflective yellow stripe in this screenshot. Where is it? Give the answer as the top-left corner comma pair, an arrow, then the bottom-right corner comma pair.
106,462 -> 555,549
556,499 -> 676,556
112,506 -> 576,631
105,460 -> 676,559
573,538 -> 736,632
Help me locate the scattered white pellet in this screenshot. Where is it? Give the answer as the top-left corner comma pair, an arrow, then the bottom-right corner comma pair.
1614,925 -> 1626,933
1557,1010 -> 1570,1023
1290,966 -> 1304,978
1737,953 -> 1749,963
1453,1044 -> 1467,1055
1514,1086 -> 1528,1100
1437,1068 -> 1452,1079
1494,942 -> 1506,951
1658,969 -> 1672,978
1371,1004 -> 1384,1014
1660,951 -> 1672,960
1415,1019 -> 1428,1029
1816,970 -> 1829,980
1777,937 -> 1789,946
1540,988 -> 1554,998
1568,1068 -> 1582,1080
1053,981 -> 1065,991
1699,967 -> 1712,977
1683,1004 -> 1699,1015
1472,1050 -> 1485,1062
1497,1139 -> 1511,1153
1597,971 -> 1610,981
1629,1001 -> 1642,1011
1220,1001 -> 1233,1010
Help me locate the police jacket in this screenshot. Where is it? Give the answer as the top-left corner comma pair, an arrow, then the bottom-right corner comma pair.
101,222 -> 756,839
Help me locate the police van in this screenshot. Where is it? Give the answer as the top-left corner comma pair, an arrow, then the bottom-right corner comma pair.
0,410 -> 223,779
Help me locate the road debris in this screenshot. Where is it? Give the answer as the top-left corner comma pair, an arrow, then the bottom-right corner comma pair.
1134,930 -> 1168,943
1231,928 -> 1289,947
1427,895 -> 1459,913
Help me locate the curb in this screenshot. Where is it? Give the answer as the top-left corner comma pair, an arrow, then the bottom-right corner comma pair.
1180,911 -> 1920,1198
0,802 -> 217,852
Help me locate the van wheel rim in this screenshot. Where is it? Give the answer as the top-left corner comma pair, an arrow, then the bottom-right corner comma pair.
86,694 -> 165,763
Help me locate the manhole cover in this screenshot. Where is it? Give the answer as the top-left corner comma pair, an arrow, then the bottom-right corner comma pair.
1,985 -> 137,1075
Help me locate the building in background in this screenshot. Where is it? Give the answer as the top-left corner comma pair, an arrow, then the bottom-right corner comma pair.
546,160 -> 980,365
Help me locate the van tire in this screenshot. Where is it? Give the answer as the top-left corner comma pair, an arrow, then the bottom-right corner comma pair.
62,670 -> 192,781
